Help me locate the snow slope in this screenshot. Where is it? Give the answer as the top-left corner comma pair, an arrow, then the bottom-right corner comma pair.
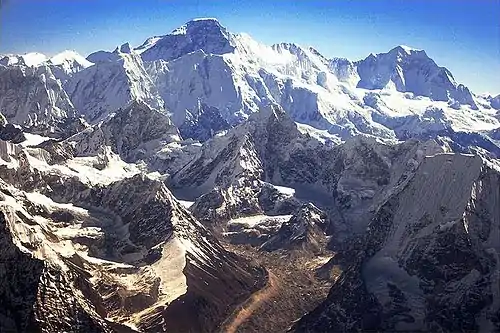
48,50 -> 94,82
0,63 -> 78,133
2,18 -> 499,156
65,45 -> 164,123
134,19 -> 499,149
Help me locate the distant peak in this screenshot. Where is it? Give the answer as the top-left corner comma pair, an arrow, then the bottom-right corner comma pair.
190,17 -> 220,23
52,50 -> 79,57
20,52 -> 48,67
49,50 -> 93,67
389,45 -> 424,55
114,43 -> 132,54
139,17 -> 234,62
171,17 -> 226,35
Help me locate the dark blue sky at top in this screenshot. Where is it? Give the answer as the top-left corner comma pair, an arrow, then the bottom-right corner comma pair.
1,0 -> 499,93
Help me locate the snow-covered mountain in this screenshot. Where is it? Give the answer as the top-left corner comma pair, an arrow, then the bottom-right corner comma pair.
68,101 -> 181,162
0,50 -> 93,136
47,50 -> 94,82
65,45 -> 164,123
138,18 -> 236,62
1,17 -> 500,332
2,18 -> 499,152
0,62 -> 79,135
355,46 -> 478,108
0,50 -> 93,81
130,19 -> 498,145
0,52 -> 48,67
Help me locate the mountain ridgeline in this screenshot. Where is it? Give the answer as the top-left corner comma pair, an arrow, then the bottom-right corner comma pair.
0,18 -> 499,332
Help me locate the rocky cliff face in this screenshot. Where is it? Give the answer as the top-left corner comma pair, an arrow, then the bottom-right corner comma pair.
490,94 -> 500,110
261,203 -> 329,253
173,104 -> 446,244
0,63 -> 78,135
293,154 -> 500,332
0,137 -> 266,332
0,207 -> 120,333
179,102 -> 231,142
69,101 -> 181,163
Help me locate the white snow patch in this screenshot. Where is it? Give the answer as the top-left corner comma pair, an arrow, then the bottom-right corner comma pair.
21,52 -> 47,67
228,214 -> 293,228
399,45 -> 421,53
49,50 -> 93,68
178,200 -> 194,209
25,147 -> 141,186
177,235 -> 212,265
21,133 -> 50,147
272,184 -> 296,196
65,155 -> 141,185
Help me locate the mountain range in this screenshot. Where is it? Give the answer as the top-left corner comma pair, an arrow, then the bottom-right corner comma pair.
1,18 -> 500,332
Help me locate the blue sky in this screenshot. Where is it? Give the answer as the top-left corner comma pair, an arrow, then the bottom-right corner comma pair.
1,0 -> 499,93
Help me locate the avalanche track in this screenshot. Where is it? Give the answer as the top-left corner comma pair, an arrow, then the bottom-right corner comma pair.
220,269 -> 279,333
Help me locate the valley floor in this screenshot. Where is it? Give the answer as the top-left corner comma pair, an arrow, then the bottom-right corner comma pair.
219,243 -> 338,333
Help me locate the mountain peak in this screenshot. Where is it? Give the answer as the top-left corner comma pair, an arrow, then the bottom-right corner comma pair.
49,50 -> 93,68
113,42 -> 133,54
190,17 -> 220,23
391,45 -> 422,54
139,17 -> 234,62
356,44 -> 477,107
0,52 -> 48,67
21,52 -> 48,67
171,17 -> 225,36
384,45 -> 428,59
